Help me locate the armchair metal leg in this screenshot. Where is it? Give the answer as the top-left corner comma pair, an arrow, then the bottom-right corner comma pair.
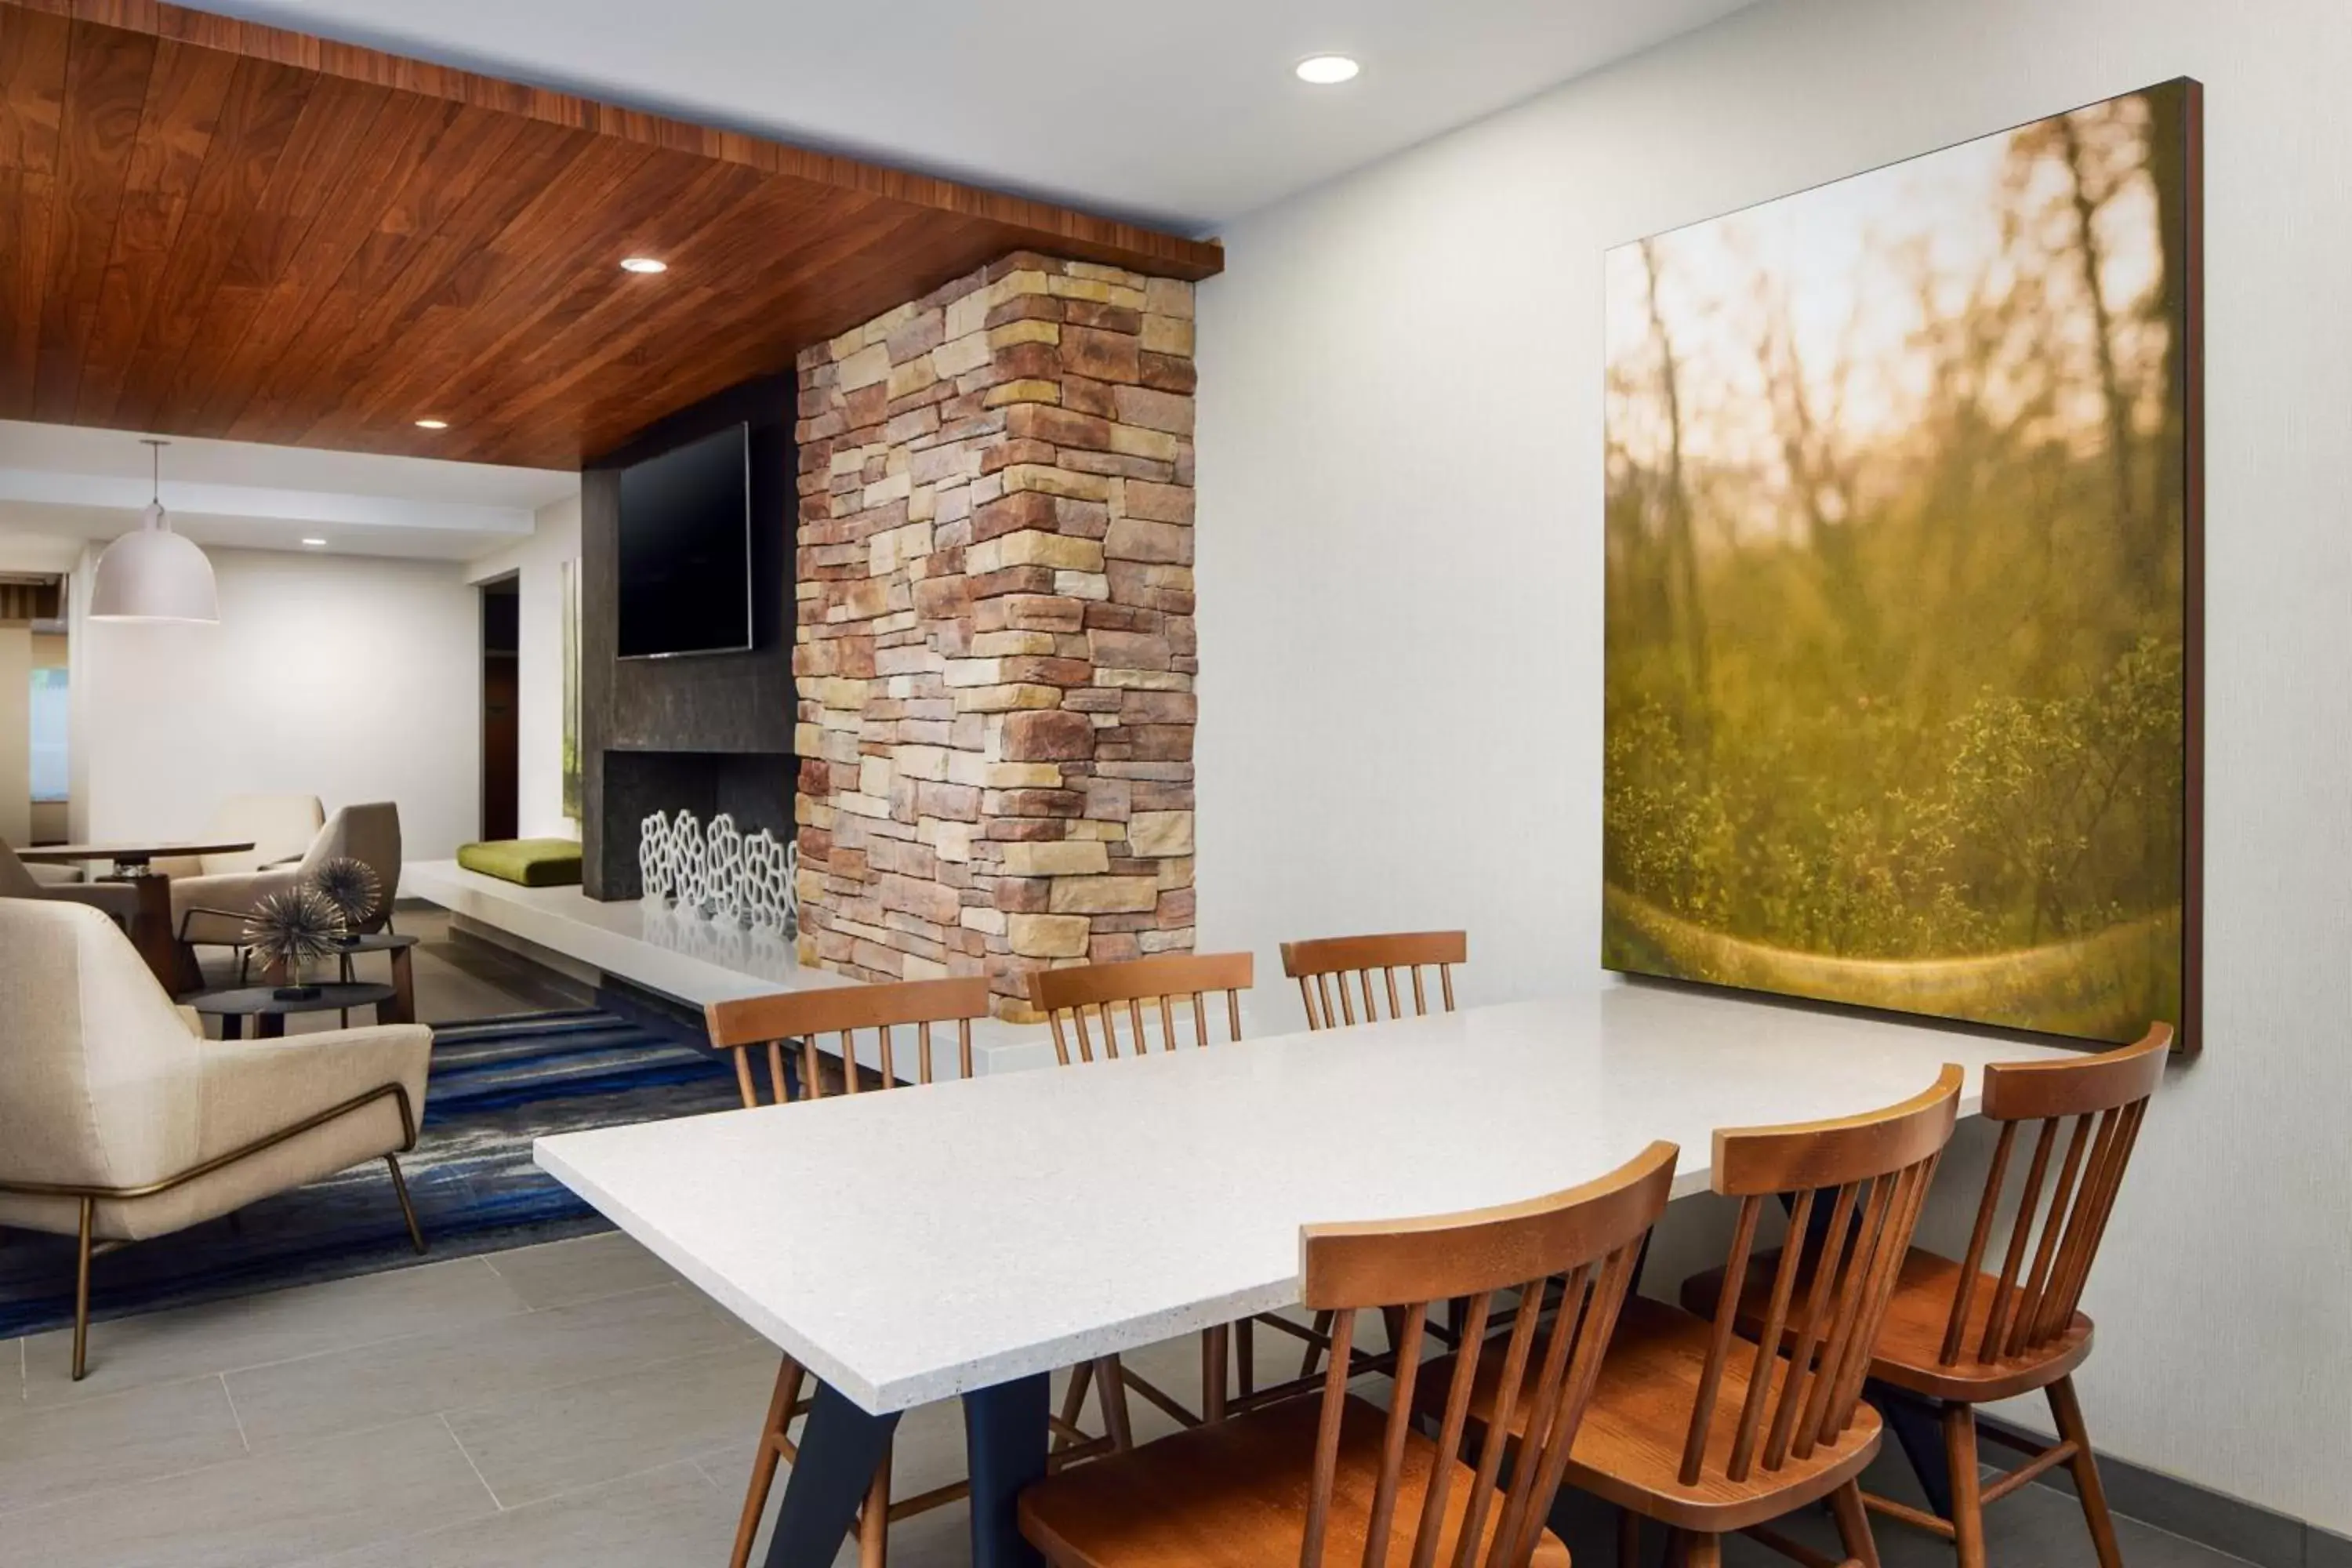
72,1196 -> 94,1381
385,1155 -> 427,1254
0,1083 -> 423,1382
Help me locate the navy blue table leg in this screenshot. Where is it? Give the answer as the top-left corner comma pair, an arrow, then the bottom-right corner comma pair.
1871,1379 -> 1955,1519
764,1383 -> 900,1568
963,1371 -> 1051,1568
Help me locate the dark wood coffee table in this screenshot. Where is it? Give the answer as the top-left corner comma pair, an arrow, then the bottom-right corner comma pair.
189,982 -> 397,1040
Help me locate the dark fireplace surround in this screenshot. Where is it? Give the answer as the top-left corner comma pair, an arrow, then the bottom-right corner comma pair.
580,374 -> 797,899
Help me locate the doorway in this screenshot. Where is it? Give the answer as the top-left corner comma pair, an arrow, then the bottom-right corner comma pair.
481,576 -> 519,842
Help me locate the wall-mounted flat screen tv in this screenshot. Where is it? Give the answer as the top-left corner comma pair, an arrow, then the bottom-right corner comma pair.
617,422 -> 753,659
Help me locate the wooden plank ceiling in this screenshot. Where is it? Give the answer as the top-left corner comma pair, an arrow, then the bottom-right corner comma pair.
0,0 -> 1223,469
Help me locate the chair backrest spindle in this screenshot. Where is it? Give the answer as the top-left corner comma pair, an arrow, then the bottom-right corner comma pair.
1027,953 -> 1254,1065
703,977 -> 993,1107
1296,1142 -> 1678,1568
1680,1067 -> 1963,1489
1282,931 -> 1468,1031
1937,1025 -> 2169,1369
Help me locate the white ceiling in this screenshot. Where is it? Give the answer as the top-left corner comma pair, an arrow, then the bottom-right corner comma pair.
201,0 -> 1759,232
0,422 -> 576,568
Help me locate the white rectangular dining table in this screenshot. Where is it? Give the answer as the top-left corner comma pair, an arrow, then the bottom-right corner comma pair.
534,982 -> 2078,1568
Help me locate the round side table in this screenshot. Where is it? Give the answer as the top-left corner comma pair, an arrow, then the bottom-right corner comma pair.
325,932 -> 422,1025
189,982 -> 397,1040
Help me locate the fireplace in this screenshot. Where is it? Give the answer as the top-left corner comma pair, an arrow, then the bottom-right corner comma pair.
589,749 -> 794,899
577,373 -> 798,902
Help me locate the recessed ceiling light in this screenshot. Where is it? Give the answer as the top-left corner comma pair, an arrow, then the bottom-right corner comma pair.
415,418 -> 449,430
1294,54 -> 1360,85
619,256 -> 669,274
301,538 -> 328,548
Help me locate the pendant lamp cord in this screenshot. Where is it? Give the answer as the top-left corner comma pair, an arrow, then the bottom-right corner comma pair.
142,437 -> 169,526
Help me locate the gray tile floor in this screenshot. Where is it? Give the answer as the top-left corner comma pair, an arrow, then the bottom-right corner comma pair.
0,1232 -> 2259,1568
0,917 -> 2258,1566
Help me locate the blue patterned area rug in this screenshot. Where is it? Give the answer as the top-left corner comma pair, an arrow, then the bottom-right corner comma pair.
0,1008 -> 745,1339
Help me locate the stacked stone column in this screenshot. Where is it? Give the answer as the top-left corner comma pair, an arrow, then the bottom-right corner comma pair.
793,251 -> 1197,1019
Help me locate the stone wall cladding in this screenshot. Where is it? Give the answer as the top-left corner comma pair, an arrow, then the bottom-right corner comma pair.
793,252 -> 1197,1019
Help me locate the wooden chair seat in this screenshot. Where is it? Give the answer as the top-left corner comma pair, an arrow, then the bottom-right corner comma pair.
1019,1394 -> 1570,1568
1679,1247 -> 2094,1404
1415,1295 -> 1883,1535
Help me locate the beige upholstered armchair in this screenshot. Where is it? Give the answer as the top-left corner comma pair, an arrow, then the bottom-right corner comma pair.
172,801 -> 403,949
1,839 -> 138,924
148,793 -> 325,881
0,900 -> 434,1380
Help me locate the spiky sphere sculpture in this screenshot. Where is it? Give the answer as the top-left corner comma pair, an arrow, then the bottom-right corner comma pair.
244,886 -> 347,975
310,856 -> 382,929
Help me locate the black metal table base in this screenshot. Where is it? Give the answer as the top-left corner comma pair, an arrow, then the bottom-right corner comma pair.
762,1373 -> 1049,1568
1871,1378 -> 1955,1519
964,1373 -> 1051,1568
763,1383 -> 896,1568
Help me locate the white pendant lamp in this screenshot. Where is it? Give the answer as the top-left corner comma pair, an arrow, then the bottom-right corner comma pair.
89,438 -> 218,623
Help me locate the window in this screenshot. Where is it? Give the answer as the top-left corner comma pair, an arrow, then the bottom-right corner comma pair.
29,665 -> 67,803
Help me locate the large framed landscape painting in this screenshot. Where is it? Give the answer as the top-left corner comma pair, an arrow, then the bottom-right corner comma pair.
1602,80 -> 2202,1047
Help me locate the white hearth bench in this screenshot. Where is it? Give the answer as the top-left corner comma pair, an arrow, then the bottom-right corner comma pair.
405,860 -> 1069,1079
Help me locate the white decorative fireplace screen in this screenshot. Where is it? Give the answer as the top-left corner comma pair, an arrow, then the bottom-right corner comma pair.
639,810 -> 797,936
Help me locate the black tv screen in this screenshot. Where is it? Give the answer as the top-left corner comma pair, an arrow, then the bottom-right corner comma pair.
617,423 -> 753,659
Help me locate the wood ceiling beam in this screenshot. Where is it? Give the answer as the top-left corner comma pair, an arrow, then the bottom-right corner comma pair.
0,0 -> 1221,468
3,0 -> 1225,279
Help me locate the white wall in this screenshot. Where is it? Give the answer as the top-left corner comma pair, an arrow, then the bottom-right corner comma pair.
466,493 -> 581,841
1197,0 -> 2351,1529
0,625 -> 27,846
75,547 -> 483,883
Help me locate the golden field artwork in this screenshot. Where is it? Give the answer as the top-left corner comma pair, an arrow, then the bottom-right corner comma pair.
1602,82 -> 2201,1044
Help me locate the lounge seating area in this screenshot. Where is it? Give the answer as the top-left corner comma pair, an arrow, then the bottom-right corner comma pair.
0,902 -> 432,1380
0,2 -> 2341,1566
172,800 -> 405,953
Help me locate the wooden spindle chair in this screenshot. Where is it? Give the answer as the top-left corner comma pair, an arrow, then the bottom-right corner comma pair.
710,975 -> 987,1110
1852,1025 -> 2165,1568
1676,1029 -> 2169,1567
706,977 -> 1117,1568
1031,950 -> 1253,1065
1016,1142 -> 1679,1568
1444,1066 -> 1963,1568
1280,931 -> 1470,1381
1027,953 -> 1261,1444
1280,930 -> 1466,1031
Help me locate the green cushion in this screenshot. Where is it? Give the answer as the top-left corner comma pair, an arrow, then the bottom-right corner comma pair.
458,838 -> 583,887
